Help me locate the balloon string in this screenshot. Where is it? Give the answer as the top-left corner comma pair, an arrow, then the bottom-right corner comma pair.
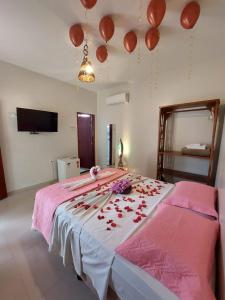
138,0 -> 143,23
106,61 -> 110,82
154,48 -> 160,90
128,56 -> 131,82
84,8 -> 88,41
137,42 -> 141,64
136,0 -> 143,64
148,55 -> 153,99
187,31 -> 194,80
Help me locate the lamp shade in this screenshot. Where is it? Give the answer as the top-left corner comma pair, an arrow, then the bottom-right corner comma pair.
78,60 -> 95,83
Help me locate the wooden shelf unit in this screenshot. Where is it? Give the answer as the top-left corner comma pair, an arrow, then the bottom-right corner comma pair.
156,99 -> 220,186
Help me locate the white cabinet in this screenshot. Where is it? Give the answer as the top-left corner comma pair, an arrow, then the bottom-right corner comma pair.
57,157 -> 80,181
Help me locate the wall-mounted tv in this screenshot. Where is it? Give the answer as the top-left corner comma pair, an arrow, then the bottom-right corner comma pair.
16,107 -> 58,133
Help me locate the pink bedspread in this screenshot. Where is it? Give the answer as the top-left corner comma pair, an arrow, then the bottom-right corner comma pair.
32,168 -> 126,243
116,203 -> 219,300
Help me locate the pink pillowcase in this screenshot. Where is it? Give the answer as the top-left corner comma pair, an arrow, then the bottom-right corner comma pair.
116,203 -> 219,300
164,181 -> 218,219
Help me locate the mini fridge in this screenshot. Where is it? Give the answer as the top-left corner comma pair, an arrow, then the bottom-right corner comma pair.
57,156 -> 80,181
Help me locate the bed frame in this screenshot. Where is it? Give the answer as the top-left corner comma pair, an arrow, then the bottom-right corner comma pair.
217,189 -> 225,300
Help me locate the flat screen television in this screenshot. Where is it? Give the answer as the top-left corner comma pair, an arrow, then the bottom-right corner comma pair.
16,107 -> 58,133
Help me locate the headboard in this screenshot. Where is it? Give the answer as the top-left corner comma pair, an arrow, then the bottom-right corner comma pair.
217,188 -> 225,300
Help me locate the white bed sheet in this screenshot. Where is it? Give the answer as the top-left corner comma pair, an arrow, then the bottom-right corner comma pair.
49,175 -> 176,300
110,255 -> 178,300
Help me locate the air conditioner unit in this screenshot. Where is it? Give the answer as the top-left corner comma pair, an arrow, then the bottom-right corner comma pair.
106,92 -> 129,105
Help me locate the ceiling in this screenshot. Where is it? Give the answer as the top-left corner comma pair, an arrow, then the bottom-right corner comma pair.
0,0 -> 225,91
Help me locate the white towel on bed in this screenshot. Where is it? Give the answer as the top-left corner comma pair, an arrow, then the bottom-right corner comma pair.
62,171 -> 116,191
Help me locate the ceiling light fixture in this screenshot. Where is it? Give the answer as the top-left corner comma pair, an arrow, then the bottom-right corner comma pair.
78,40 -> 95,83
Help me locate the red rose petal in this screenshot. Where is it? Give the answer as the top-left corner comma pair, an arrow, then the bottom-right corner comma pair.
118,213 -> 123,218
84,204 -> 90,210
111,223 -> 117,227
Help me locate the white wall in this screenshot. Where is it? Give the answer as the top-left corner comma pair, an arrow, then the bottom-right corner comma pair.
97,58 -> 225,179
0,61 -> 97,192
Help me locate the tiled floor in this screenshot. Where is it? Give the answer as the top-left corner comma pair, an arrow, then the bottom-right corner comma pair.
0,186 -> 99,300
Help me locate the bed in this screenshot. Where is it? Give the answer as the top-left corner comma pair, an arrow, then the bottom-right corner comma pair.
32,168 -> 221,300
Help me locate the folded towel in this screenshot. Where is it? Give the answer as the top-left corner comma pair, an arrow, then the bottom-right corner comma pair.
68,178 -> 95,191
181,146 -> 210,157
62,177 -> 89,188
96,171 -> 116,180
62,171 -> 116,191
185,144 -> 206,150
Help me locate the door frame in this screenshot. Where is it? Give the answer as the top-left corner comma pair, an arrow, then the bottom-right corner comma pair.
0,148 -> 7,200
77,112 -> 95,168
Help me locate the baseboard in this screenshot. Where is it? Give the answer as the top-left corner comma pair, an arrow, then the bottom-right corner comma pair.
8,180 -> 57,195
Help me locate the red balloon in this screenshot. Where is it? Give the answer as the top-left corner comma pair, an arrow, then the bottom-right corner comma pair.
99,16 -> 115,42
147,0 -> 166,27
145,28 -> 160,51
124,31 -> 137,53
69,24 -> 84,47
80,0 -> 97,9
181,1 -> 200,29
96,45 -> 108,63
